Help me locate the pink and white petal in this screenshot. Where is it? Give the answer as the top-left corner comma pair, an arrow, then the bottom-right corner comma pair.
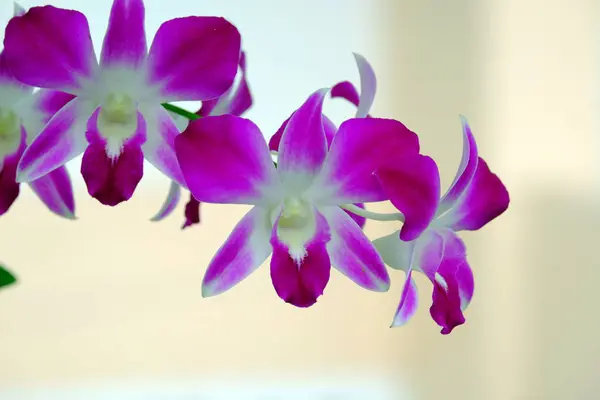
0,135 -> 26,216
437,116 -> 479,214
270,212 -> 332,307
344,202 -> 366,229
268,113 -> 336,152
331,81 -> 360,107
182,195 -> 201,230
28,166 -> 75,219
390,270 -> 419,328
202,206 -> 272,297
100,0 -> 147,68
353,53 -> 376,118
438,157 -> 510,232
313,118 -> 419,204
3,5 -> 97,92
372,230 -> 414,271
150,180 -> 181,221
16,98 -> 94,183
175,115 -> 279,205
321,206 -> 389,291
33,90 -> 77,123
375,154 -> 441,241
147,16 -> 241,101
139,105 -> 186,187
0,52 -> 30,97
277,89 -> 329,191
13,2 -> 26,17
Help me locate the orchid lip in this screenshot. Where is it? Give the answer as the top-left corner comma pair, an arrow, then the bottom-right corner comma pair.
97,93 -> 139,158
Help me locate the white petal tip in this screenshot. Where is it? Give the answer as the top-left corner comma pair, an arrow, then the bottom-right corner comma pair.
13,2 -> 25,17
459,114 -> 469,125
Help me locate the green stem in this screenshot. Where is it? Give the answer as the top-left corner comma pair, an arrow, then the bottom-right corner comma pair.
161,103 -> 201,121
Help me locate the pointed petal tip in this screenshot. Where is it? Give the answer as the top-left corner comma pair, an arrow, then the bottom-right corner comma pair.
13,2 -> 25,17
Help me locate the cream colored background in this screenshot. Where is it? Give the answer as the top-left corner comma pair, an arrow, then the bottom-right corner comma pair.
1,0 -> 599,399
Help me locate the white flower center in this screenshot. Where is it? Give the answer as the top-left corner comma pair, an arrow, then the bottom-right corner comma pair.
275,197 -> 316,265
0,107 -> 22,161
98,93 -> 138,158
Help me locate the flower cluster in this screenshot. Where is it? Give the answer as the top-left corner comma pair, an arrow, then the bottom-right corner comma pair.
0,0 -> 509,334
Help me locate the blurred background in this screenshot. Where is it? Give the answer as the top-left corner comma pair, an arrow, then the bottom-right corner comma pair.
0,0 -> 599,399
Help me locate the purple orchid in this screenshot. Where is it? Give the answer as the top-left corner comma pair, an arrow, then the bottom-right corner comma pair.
372,117 -> 510,334
268,53 -> 376,229
152,51 -> 253,229
174,88 -> 430,307
2,0 -> 241,206
0,4 -> 75,218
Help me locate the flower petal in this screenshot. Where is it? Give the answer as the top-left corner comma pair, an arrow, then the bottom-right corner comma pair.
28,167 -> 75,219
175,115 -> 279,205
331,81 -> 360,107
320,206 -> 389,291
139,105 -> 185,186
3,5 -> 97,92
0,134 -> 25,216
198,52 -> 252,118
438,157 -> 510,231
277,89 -> 329,192
268,113 -> 336,152
100,0 -> 147,68
270,212 -> 331,307
13,2 -> 26,17
312,118 -> 419,204
391,270 -> 419,328
81,139 -> 144,206
182,195 -> 201,230
16,98 -> 93,182
147,16 -> 241,101
150,180 -> 181,221
202,206 -> 272,297
344,202 -> 366,229
372,230 -> 414,271
437,116 -> 478,214
375,154 -> 441,241
352,53 -> 376,118
34,90 -> 77,123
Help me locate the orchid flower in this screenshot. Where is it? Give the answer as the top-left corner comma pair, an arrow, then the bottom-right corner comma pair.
152,52 -> 253,229
268,53 -> 376,229
174,88 -> 430,307
3,0 -> 241,206
372,117 -> 510,334
0,4 -> 75,218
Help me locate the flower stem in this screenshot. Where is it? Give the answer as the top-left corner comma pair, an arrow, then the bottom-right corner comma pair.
340,204 -> 405,222
162,103 -> 200,121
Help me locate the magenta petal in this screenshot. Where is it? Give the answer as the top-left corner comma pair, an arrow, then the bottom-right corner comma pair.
34,90 -> 77,123
315,118 -> 420,204
375,154 -> 441,241
16,99 -> 91,182
147,16 -> 241,101
3,5 -> 96,91
269,113 -> 336,152
198,52 -> 252,118
322,206 -> 389,291
175,116 -> 278,205
150,180 -> 181,222
438,116 -> 479,213
270,213 -> 331,308
202,206 -> 272,297
100,0 -> 147,68
182,195 -> 201,230
28,166 -> 75,219
391,270 -> 419,327
439,157 -> 510,231
140,105 -> 185,186
277,89 -> 329,190
0,137 -> 25,216
345,202 -> 366,229
81,140 -> 144,206
331,81 -> 360,107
